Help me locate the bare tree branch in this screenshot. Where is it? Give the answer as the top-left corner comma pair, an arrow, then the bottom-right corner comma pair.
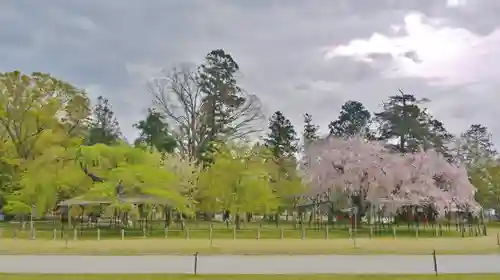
148,65 -> 204,160
148,64 -> 265,161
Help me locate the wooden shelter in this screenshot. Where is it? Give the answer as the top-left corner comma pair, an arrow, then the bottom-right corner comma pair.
57,193 -> 178,233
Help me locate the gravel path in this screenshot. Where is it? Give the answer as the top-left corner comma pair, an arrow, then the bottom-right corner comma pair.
0,255 -> 499,274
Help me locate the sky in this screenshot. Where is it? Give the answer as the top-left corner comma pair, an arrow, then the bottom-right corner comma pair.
1,0 -> 499,145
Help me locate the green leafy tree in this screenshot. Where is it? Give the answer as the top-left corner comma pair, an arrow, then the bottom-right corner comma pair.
197,143 -> 280,229
469,162 -> 500,216
457,124 -> 498,213
0,71 -> 90,209
6,143 -> 196,223
133,108 -> 177,153
3,135 -> 91,225
329,100 -> 372,139
457,124 -> 497,167
0,142 -> 18,209
76,144 -> 194,212
2,199 -> 31,224
0,71 -> 90,159
87,96 -> 121,145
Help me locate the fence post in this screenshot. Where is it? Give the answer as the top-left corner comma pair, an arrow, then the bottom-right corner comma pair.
73,228 -> 78,241
280,227 -> 284,240
121,229 -> 125,240
209,225 -> 213,247
53,229 -> 57,240
193,252 -> 199,275
97,228 -> 100,241
432,249 -> 438,276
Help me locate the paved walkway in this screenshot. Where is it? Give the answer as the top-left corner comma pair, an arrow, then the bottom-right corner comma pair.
0,255 -> 499,274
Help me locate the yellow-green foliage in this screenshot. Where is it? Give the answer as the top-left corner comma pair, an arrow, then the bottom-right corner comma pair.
470,162 -> 500,211
6,142 -> 198,217
0,71 -> 91,215
77,144 -> 197,214
0,71 -> 90,160
197,142 -> 303,216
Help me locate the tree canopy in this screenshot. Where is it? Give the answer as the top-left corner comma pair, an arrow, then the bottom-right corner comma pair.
133,108 -> 177,153
0,52 -> 495,226
302,136 -> 479,217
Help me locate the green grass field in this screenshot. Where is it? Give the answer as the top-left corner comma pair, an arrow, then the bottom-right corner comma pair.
0,235 -> 499,255
1,220 -> 497,255
1,274 -> 499,280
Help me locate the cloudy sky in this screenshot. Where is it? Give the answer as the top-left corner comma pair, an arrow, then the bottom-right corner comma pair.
1,0 -> 499,145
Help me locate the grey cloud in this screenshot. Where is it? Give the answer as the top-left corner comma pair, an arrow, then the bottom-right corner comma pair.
401,51 -> 422,63
0,0 -> 499,145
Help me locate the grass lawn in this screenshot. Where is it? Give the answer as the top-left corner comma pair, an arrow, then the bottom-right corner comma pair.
1,274 -> 500,280
0,236 -> 499,255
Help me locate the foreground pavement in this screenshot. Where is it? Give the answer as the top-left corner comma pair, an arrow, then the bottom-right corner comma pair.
0,255 -> 499,274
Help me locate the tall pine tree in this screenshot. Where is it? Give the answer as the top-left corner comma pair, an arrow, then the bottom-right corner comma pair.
329,100 -> 372,139
303,113 -> 319,145
86,96 -> 121,145
197,49 -> 250,164
265,111 -> 298,160
264,111 -> 299,226
374,89 -> 451,154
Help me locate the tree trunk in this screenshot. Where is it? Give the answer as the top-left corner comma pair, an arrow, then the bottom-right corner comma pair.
164,206 -> 172,228
235,213 -> 241,230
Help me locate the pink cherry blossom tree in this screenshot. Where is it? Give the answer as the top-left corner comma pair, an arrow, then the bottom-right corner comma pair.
400,149 -> 479,213
301,136 -> 479,224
